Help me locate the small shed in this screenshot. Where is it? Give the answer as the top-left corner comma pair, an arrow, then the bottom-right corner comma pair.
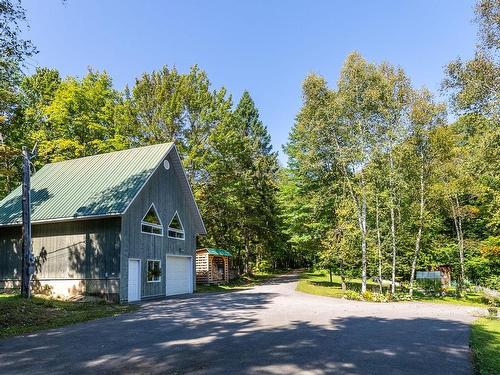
196,248 -> 232,284
416,265 -> 452,290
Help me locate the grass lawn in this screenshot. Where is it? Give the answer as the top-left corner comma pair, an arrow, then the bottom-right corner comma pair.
412,291 -> 494,308
297,270 -> 496,307
471,317 -> 500,375
296,270 -> 385,298
196,270 -> 287,293
0,294 -> 138,339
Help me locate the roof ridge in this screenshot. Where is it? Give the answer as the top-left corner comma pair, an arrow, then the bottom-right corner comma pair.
43,143 -> 174,166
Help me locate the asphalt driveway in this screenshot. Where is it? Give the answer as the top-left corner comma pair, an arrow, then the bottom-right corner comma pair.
0,273 -> 481,374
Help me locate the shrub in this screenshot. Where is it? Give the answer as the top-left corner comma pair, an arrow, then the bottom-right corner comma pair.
487,307 -> 498,318
466,256 -> 492,286
481,291 -> 500,307
484,276 -> 500,291
369,292 -> 389,303
441,287 -> 453,296
255,260 -> 272,273
361,290 -> 373,301
340,289 -> 391,302
391,292 -> 413,302
343,290 -> 362,301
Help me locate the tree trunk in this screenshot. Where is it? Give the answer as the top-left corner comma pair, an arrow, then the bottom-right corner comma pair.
390,205 -> 396,294
375,195 -> 383,293
389,153 -> 397,295
409,155 -> 425,297
237,247 -> 242,276
348,178 -> 367,294
360,187 -> 367,293
329,269 -> 333,283
451,196 -> 465,293
457,224 -> 465,284
340,275 -> 347,291
244,237 -> 249,274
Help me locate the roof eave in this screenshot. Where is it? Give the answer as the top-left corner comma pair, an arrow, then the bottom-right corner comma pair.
0,213 -> 123,228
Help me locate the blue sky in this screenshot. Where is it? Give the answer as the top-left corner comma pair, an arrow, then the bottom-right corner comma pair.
22,0 -> 477,163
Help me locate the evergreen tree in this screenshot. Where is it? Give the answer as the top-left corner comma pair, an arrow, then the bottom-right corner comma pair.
199,91 -> 280,273
233,91 -> 280,272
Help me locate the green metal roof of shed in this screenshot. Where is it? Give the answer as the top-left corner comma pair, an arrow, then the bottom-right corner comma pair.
0,143 -> 175,226
207,248 -> 232,257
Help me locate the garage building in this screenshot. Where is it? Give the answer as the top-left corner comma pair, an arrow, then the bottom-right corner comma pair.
0,143 -> 206,302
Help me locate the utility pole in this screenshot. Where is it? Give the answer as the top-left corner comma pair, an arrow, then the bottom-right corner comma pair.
21,146 -> 34,298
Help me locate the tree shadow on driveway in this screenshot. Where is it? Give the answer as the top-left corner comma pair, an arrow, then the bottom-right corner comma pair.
0,291 -> 472,375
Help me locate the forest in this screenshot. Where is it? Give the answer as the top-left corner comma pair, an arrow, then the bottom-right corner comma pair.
0,0 -> 498,294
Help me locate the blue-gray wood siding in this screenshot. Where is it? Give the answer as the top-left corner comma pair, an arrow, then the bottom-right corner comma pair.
0,218 -> 121,283
0,226 -> 22,281
120,153 -> 197,301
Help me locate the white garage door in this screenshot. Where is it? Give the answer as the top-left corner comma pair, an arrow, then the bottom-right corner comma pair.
166,256 -> 192,296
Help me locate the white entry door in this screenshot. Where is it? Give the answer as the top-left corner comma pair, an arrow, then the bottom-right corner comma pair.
128,259 -> 141,302
166,256 -> 192,296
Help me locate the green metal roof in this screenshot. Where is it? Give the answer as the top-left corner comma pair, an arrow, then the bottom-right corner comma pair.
0,143 -> 174,226
207,248 -> 232,257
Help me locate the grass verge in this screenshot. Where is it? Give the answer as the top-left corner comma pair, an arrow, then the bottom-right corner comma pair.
412,292 -> 493,308
196,270 -> 287,293
298,270 -> 495,307
296,271 -> 383,298
470,317 -> 500,375
0,294 -> 138,339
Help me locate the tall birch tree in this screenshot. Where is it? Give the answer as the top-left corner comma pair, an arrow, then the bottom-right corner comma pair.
407,89 -> 446,296
330,53 -> 383,292
378,64 -> 412,293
